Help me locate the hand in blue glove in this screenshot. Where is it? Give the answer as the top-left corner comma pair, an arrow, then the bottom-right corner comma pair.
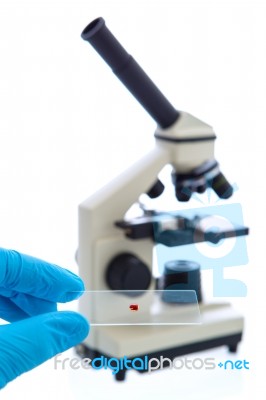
0,248 -> 89,389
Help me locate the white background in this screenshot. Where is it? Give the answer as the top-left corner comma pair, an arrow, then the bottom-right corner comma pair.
0,0 -> 265,399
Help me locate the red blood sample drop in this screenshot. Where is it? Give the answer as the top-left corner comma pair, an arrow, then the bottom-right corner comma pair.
129,304 -> 139,311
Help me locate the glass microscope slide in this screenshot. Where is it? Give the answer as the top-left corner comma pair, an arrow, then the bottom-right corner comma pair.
59,290 -> 201,326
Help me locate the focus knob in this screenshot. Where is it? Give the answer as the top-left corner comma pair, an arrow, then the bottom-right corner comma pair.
106,253 -> 151,294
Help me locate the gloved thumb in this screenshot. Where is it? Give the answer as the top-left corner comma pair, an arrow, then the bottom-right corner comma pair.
0,311 -> 89,389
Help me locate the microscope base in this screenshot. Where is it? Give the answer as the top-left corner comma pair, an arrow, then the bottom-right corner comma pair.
76,332 -> 241,381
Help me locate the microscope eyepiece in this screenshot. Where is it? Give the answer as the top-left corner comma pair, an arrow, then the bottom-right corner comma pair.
81,17 -> 180,129
81,18 -> 105,40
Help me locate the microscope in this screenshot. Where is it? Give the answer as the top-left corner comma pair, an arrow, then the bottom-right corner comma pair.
76,17 -> 248,380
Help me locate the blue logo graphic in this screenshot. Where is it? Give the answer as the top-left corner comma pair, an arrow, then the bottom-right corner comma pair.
217,360 -> 250,370
154,191 -> 248,297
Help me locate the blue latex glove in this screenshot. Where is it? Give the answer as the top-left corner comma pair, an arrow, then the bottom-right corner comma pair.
0,248 -> 89,389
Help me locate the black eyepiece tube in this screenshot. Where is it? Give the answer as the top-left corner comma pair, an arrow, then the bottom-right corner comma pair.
81,17 -> 180,129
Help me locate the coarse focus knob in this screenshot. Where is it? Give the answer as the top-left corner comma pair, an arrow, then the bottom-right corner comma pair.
146,179 -> 165,199
106,253 -> 151,294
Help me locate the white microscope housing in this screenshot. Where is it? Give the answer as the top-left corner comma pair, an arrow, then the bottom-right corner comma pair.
76,18 -> 248,381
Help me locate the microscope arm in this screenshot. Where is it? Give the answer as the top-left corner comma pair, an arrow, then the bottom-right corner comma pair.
79,146 -> 169,240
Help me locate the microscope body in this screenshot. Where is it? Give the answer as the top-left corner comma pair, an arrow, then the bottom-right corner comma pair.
76,18 -> 247,379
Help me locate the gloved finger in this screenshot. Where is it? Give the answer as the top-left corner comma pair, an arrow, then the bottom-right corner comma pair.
0,295 -> 29,322
0,311 -> 89,389
0,292 -> 57,320
0,248 -> 84,303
